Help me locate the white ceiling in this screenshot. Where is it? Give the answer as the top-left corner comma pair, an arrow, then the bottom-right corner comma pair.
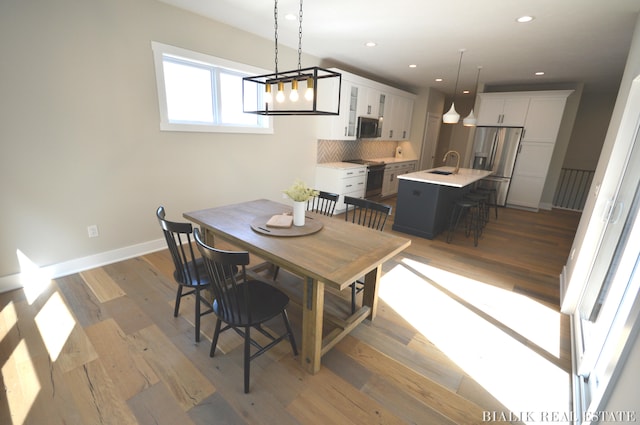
158,0 -> 640,95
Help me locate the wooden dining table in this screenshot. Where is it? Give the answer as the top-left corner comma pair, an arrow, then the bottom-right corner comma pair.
184,199 -> 411,374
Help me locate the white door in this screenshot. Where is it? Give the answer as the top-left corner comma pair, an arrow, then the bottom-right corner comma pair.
420,112 -> 441,169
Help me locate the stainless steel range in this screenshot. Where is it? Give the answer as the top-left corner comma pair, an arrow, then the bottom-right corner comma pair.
345,159 -> 386,198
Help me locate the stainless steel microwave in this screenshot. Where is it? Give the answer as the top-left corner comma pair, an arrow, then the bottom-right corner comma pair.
357,117 -> 380,138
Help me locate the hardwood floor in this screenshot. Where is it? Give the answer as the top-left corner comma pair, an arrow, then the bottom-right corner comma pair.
0,201 -> 581,425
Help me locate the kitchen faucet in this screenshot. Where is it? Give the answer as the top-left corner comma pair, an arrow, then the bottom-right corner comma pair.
443,150 -> 460,174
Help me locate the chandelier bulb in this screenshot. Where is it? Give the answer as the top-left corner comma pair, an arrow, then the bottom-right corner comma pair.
289,79 -> 299,102
304,77 -> 314,101
276,81 -> 285,103
264,84 -> 273,104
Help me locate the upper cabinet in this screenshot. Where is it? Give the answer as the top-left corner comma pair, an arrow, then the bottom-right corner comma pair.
476,94 -> 530,126
359,87 -> 386,119
317,69 -> 415,141
522,96 -> 570,142
319,80 -> 360,140
382,94 -> 413,140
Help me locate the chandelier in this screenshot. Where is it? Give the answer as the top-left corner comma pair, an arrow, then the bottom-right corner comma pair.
242,0 -> 342,115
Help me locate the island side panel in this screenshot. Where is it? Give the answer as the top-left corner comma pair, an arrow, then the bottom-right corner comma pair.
392,178 -> 464,239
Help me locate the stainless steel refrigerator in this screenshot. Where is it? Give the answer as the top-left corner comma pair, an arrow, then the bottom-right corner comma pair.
469,126 -> 523,206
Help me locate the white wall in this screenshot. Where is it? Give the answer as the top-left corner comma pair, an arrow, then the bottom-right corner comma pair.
563,92 -> 617,170
0,0 -> 329,283
562,12 -> 640,416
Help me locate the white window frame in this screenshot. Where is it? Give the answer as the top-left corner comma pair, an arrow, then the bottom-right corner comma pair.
151,41 -> 273,134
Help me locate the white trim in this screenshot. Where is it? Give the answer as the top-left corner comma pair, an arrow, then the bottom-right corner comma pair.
538,201 -> 553,210
0,238 -> 166,294
151,41 -> 273,134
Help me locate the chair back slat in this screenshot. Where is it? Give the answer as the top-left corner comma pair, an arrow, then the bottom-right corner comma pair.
194,228 -> 252,325
157,206 -> 202,285
343,196 -> 392,231
306,191 -> 339,216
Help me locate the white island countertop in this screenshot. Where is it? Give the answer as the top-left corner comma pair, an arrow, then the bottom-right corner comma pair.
399,167 -> 493,188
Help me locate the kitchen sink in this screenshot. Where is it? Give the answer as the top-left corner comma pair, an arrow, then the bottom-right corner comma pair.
428,170 -> 453,175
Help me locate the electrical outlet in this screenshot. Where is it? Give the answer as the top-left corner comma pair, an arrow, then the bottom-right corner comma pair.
87,224 -> 99,238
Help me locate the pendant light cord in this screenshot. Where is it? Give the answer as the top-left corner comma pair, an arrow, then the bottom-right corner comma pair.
274,0 -> 279,75
452,49 -> 464,103
297,0 -> 303,73
473,65 -> 482,95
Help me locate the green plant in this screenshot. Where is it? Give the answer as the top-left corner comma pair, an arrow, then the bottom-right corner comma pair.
283,180 -> 319,202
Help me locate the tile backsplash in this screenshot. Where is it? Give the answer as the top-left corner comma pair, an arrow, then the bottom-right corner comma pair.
317,139 -> 398,163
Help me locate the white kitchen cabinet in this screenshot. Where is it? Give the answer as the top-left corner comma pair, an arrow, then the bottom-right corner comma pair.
383,95 -> 414,140
476,94 -> 530,126
359,87 -> 386,119
522,96 -> 569,142
317,69 -> 415,141
506,90 -> 572,210
507,142 -> 556,209
381,160 -> 417,197
315,164 -> 367,213
318,80 -> 361,140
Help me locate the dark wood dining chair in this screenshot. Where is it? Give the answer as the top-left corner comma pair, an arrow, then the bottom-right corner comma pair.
343,196 -> 392,313
156,206 -> 213,342
306,190 -> 339,216
272,190 -> 339,280
193,228 -> 298,393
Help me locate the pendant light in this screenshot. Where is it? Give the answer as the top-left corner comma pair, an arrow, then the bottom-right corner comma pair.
463,65 -> 482,127
242,0 -> 341,115
443,49 -> 465,124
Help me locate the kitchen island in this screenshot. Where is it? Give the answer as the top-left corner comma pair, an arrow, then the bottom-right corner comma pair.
392,167 -> 493,239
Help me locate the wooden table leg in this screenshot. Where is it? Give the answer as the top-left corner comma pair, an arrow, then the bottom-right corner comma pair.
362,264 -> 381,320
203,227 -> 216,246
301,276 -> 324,374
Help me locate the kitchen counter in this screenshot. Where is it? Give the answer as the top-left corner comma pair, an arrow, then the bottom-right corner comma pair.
392,167 -> 492,239
365,156 -> 417,164
399,167 -> 493,187
316,161 -> 367,170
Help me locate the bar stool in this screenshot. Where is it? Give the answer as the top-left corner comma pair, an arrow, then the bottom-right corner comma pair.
464,192 -> 490,229
475,187 -> 498,220
447,198 -> 481,247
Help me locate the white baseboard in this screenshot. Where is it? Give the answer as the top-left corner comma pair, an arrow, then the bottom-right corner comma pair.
539,202 -> 553,210
0,238 -> 166,294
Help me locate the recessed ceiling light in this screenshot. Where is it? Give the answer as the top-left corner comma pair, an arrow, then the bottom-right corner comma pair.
435,78 -> 443,82
365,41 -> 377,47
535,71 -> 545,76
517,15 -> 535,23
409,64 -> 417,68
463,90 -> 470,94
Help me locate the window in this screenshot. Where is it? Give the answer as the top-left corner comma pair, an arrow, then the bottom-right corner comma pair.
151,42 -> 272,133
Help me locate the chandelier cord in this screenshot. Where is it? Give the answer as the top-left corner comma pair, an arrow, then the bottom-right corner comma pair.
452,49 -> 464,103
274,0 -> 279,75
297,0 -> 303,73
473,65 -> 482,95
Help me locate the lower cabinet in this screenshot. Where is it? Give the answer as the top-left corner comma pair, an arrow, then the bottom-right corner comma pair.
506,141 -> 555,210
315,164 -> 367,214
381,161 -> 417,198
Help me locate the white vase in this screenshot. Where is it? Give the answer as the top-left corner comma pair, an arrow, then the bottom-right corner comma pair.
292,201 -> 306,226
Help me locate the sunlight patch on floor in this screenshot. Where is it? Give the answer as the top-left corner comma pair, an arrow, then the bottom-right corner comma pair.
402,257 -> 563,358
2,339 -> 41,424
34,291 -> 76,362
379,263 -> 571,422
17,249 -> 53,305
2,299 -> 41,423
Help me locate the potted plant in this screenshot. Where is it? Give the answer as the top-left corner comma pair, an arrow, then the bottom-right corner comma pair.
283,180 -> 319,226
